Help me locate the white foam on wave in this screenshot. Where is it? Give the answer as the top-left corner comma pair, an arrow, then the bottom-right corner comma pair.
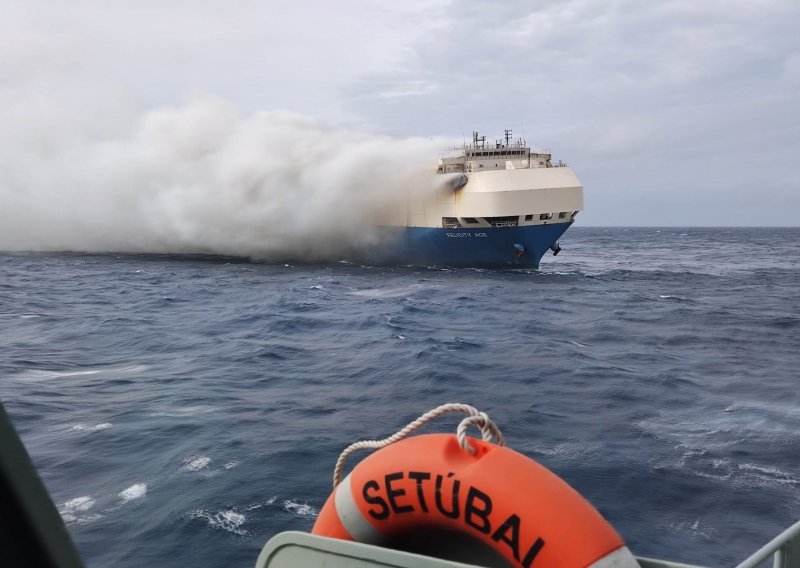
19,369 -> 101,380
61,496 -> 95,513
223,461 -> 238,470
738,463 -> 799,486
11,364 -> 148,381
643,412 -> 800,498
59,496 -> 102,525
654,445 -> 799,493
721,399 -> 800,419
119,483 -> 147,502
181,456 -> 211,472
69,422 -> 112,432
241,496 -> 278,512
639,402 -> 800,457
68,496 -> 95,510
283,500 -> 318,517
350,283 -> 431,299
528,442 -> 599,462
190,509 -> 248,536
0,312 -> 29,318
149,405 -> 217,417
667,518 -> 715,539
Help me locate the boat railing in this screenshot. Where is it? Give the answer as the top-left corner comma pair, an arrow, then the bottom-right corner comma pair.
734,519 -> 800,568
637,520 -> 800,568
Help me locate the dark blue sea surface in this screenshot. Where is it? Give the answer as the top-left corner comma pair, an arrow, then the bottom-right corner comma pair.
1,227 -> 798,568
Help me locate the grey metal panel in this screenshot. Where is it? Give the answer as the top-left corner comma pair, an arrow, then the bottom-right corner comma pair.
255,532 -> 490,568
257,528 -> 800,568
636,556 -> 708,568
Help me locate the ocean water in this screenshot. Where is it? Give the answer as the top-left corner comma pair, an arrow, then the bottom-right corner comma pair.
1,227 -> 798,568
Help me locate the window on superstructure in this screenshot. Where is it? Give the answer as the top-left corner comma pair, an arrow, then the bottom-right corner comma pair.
463,217 -> 479,224
558,212 -> 567,219
524,214 -> 534,221
442,217 -> 461,229
485,216 -> 519,227
540,213 -> 552,220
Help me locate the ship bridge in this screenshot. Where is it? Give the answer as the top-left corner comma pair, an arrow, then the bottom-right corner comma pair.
437,130 -> 560,174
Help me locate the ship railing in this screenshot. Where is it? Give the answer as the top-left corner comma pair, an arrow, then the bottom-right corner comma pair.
636,520 -> 800,568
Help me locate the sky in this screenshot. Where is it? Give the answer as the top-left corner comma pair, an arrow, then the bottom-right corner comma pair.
2,0 -> 799,231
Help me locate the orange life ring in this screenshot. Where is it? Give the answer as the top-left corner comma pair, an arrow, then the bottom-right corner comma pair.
313,433 -> 637,568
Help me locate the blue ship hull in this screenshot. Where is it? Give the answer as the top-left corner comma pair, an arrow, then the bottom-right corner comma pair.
373,222 -> 573,268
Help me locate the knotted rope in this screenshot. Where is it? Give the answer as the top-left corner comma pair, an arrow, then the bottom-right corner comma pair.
332,403 -> 505,488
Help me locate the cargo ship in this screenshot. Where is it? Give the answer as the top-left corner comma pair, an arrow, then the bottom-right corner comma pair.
375,130 -> 583,268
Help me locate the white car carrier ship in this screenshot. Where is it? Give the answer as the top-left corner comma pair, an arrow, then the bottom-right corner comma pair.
376,130 -> 583,268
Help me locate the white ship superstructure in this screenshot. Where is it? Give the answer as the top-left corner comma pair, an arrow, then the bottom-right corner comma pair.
379,130 -> 584,267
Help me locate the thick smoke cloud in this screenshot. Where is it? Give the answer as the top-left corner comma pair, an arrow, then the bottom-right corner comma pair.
0,95 -> 450,261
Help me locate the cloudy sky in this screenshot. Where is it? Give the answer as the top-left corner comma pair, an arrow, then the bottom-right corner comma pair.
3,0 -> 799,227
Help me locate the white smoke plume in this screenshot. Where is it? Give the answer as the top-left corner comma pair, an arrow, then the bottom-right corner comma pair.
0,94 -> 451,261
